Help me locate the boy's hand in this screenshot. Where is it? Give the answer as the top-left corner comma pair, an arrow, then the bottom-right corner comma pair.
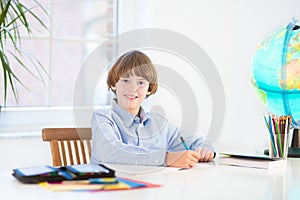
196,147 -> 214,162
165,150 -> 200,168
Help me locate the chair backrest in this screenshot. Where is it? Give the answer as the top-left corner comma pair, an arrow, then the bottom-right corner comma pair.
42,128 -> 92,166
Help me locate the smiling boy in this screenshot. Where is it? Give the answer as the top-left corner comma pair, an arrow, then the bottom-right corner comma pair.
91,50 -> 214,168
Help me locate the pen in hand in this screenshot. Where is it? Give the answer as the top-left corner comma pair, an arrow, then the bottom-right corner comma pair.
180,136 -> 190,150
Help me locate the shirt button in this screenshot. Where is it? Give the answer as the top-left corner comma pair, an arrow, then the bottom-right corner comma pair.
134,117 -> 140,123
134,161 -> 138,165
155,160 -> 159,163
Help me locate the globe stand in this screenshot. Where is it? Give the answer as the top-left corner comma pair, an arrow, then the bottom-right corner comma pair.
264,128 -> 300,158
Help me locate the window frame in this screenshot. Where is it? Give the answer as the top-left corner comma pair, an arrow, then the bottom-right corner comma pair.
0,0 -> 119,136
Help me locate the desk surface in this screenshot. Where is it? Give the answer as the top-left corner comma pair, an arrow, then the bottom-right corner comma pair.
2,158 -> 300,200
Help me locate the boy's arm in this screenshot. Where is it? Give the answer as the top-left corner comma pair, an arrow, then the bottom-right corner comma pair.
163,121 -> 216,162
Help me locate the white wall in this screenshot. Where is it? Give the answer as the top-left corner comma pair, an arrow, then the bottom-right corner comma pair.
119,0 -> 300,153
0,136 -> 52,170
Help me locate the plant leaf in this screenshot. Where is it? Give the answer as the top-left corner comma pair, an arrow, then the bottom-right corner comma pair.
0,0 -> 12,27
0,0 -> 49,106
20,3 -> 48,30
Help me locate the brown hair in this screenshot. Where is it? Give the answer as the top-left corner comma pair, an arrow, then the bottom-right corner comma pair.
107,50 -> 158,96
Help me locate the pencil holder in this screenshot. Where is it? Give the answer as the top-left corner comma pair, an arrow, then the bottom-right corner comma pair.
269,130 -> 291,159
264,114 -> 292,159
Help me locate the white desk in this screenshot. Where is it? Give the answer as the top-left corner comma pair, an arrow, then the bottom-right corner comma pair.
2,158 -> 300,200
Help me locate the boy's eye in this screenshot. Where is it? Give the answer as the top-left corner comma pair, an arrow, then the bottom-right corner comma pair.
138,81 -> 148,86
121,79 -> 128,83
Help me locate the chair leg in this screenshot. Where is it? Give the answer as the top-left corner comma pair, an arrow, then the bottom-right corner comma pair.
50,140 -> 62,166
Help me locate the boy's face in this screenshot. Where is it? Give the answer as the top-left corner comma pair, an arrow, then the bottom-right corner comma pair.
112,75 -> 151,115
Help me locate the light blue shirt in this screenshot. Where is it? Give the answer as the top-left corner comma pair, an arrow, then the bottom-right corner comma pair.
91,99 -> 205,166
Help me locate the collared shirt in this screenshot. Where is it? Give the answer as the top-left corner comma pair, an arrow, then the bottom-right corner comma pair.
91,99 -> 205,166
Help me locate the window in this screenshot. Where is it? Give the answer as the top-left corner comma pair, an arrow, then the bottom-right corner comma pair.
0,0 -> 118,135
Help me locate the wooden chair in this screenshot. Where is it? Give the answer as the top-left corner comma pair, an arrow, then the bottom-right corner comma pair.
42,128 -> 92,166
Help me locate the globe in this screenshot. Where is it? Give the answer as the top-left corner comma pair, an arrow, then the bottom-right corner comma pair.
250,19 -> 300,125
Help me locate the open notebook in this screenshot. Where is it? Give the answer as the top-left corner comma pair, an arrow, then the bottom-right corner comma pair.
218,153 -> 287,170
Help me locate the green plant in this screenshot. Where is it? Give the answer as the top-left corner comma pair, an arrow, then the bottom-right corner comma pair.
0,0 -> 48,106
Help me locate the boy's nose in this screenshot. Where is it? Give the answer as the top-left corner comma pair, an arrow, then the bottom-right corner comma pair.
128,82 -> 138,91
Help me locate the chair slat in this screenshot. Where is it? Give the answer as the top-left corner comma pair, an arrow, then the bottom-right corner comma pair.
87,140 -> 92,158
60,141 -> 67,166
67,140 -> 74,165
80,140 -> 87,164
73,140 -> 80,164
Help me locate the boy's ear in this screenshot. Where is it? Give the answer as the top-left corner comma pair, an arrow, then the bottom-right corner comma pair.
146,91 -> 151,96
111,86 -> 116,90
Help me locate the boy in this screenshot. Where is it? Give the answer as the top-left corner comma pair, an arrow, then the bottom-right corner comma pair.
91,50 -> 214,168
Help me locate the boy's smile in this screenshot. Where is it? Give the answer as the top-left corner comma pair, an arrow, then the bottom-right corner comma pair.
125,94 -> 138,100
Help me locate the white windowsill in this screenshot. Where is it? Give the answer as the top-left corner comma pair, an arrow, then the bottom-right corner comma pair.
0,105 -> 110,138
0,131 -> 41,139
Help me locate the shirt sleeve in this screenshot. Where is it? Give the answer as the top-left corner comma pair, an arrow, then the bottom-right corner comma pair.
161,116 -> 208,152
90,111 -> 167,166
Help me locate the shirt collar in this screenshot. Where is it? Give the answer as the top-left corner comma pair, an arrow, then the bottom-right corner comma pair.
111,99 -> 151,127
